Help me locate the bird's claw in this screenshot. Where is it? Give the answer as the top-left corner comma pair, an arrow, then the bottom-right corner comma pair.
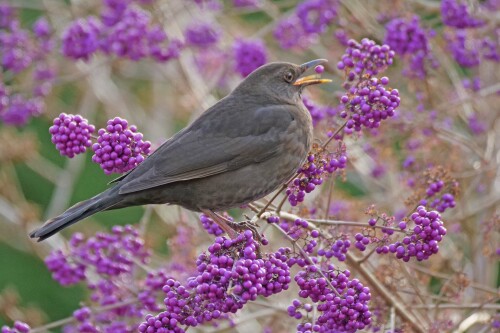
229,220 -> 263,244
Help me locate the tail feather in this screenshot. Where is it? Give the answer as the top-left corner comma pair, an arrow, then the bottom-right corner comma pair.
29,187 -> 122,242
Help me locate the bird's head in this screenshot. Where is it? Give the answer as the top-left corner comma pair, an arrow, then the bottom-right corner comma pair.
234,59 -> 331,102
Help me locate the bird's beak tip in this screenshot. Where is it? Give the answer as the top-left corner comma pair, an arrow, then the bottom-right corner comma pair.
299,59 -> 328,71
294,59 -> 331,86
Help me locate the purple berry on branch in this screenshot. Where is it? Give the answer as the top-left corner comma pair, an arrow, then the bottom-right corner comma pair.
200,213 -> 227,236
386,206 -> 447,262
384,15 -> 438,79
92,117 -> 151,174
50,113 -> 95,158
441,0 -> 484,29
295,0 -> 338,34
61,17 -> 102,61
337,38 -> 395,77
340,76 -> 400,133
184,22 -> 221,48
1,321 -> 31,333
233,39 -> 267,78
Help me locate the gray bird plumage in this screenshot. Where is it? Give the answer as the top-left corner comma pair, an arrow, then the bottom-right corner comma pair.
29,59 -> 331,241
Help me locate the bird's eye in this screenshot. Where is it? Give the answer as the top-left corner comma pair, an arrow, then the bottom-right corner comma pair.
284,71 -> 294,83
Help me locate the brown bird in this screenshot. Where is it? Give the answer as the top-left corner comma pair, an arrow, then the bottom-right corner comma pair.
29,59 -> 331,241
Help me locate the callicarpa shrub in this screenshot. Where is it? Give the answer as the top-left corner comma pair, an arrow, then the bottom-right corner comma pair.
1,1 -> 499,333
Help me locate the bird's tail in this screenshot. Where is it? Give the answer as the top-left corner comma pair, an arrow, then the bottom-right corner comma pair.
29,186 -> 122,242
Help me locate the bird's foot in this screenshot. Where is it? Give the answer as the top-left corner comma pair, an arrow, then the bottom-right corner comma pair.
229,220 -> 260,240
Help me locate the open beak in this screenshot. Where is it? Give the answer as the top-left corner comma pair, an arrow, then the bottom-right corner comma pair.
293,59 -> 332,86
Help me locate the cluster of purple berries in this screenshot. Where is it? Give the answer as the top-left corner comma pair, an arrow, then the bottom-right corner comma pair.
296,0 -> 338,34
184,22 -> 221,48
287,147 -> 347,206
445,30 -> 481,68
45,225 -> 150,285
273,0 -> 338,49
92,117 -> 151,174
441,0 -> 484,29
421,179 -> 456,213
199,212 -> 228,236
318,238 -> 351,261
233,39 -> 267,77
50,113 -> 95,158
44,249 -> 86,286
337,38 -> 395,78
62,1 -> 182,62
316,274 -> 372,332
354,232 -> 371,252
0,4 -> 56,126
139,269 -> 174,312
377,206 -> 447,261
139,232 -> 291,332
384,16 -> 438,79
69,298 -> 139,333
427,193 -> 456,213
340,76 -> 400,133
45,226 -> 172,332
292,266 -> 372,332
1,321 -> 30,333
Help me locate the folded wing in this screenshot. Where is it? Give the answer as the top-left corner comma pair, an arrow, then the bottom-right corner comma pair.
118,104 -> 297,194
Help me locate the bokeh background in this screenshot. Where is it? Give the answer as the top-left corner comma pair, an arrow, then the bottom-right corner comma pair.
0,0 -> 499,332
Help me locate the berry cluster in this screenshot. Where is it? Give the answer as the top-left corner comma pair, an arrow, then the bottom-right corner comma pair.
45,249 -> 86,286
61,17 -> 102,61
340,76 -> 400,133
1,321 -> 30,333
139,269 -> 174,311
384,16 -> 438,79
50,113 -> 95,158
273,0 -> 338,49
337,38 -> 395,78
0,5 -> 55,126
292,266 -> 372,332
441,0 -> 484,29
296,0 -> 338,34
233,39 -> 267,77
287,143 -> 347,206
318,238 -> 351,261
233,0 -> 261,8
92,117 -> 151,174
138,232 -> 292,332
45,226 -> 166,332
445,30 -> 481,68
61,1 -> 182,62
273,16 -> 310,49
184,22 -> 221,48
45,225 -> 150,285
199,213 -> 228,236
427,193 -> 456,213
316,275 -> 372,332
378,206 -> 447,261
418,173 -> 458,213
354,232 -> 371,252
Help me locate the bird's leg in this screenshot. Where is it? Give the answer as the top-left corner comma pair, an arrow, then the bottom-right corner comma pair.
226,213 -> 262,244
202,209 -> 239,239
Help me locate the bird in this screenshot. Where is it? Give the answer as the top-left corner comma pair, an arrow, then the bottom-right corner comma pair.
29,59 -> 331,241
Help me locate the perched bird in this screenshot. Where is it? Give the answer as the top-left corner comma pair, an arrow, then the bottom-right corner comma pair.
30,59 -> 331,241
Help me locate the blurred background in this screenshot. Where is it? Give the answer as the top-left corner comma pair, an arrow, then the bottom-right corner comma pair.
0,0 -> 499,332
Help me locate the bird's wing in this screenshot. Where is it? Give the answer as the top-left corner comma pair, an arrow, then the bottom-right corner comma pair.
117,104 -> 297,195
